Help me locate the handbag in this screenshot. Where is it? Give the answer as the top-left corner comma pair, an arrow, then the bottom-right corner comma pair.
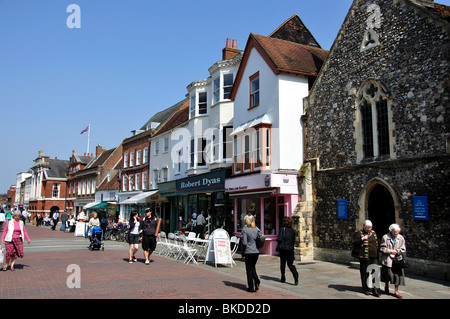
256,228 -> 266,249
392,258 -> 409,270
0,247 -> 4,264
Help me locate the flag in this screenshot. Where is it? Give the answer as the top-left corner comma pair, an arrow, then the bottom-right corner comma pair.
80,125 -> 89,135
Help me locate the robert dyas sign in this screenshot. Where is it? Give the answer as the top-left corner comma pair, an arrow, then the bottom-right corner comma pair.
176,170 -> 230,194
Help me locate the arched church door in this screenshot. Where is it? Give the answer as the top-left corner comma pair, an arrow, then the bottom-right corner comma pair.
368,184 -> 395,236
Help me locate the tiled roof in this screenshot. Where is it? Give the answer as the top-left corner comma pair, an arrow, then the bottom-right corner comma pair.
85,148 -> 115,169
408,0 -> 450,21
46,159 -> 70,179
140,100 -> 185,131
152,98 -> 189,138
269,14 -> 321,48
251,33 -> 328,76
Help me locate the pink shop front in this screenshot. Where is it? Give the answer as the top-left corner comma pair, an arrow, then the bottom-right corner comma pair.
225,172 -> 298,255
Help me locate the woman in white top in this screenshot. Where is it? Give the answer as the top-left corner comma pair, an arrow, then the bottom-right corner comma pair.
128,211 -> 141,263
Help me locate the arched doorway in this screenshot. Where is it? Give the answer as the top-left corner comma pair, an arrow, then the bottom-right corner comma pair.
50,206 -> 60,216
367,184 -> 396,236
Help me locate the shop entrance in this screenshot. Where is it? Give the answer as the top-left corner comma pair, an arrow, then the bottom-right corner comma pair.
367,184 -> 396,236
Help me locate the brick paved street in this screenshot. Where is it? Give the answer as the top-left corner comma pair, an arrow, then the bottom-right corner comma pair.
1,224 -> 449,305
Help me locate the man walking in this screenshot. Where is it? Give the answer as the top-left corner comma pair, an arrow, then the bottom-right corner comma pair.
60,210 -> 68,231
51,210 -> 59,230
195,210 -> 206,238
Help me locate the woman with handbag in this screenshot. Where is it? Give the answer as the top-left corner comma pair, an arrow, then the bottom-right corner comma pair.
1,212 -> 31,271
380,223 -> 406,298
242,214 -> 261,292
277,217 -> 299,285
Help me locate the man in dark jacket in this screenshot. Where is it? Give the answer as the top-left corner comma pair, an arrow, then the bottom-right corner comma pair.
277,217 -> 299,285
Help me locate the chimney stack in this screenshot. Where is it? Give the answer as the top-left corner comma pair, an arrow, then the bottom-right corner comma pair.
96,144 -> 105,157
222,38 -> 241,61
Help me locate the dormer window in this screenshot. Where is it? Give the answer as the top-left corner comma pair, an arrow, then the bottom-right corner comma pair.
190,91 -> 208,119
213,73 -> 235,104
223,73 -> 234,99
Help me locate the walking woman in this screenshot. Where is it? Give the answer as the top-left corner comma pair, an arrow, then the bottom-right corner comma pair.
1,212 -> 31,271
128,211 -> 141,263
277,217 -> 299,285
380,224 -> 406,299
242,214 -> 261,292
139,208 -> 161,265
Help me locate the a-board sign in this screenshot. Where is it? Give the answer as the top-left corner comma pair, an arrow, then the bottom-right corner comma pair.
204,229 -> 234,267
75,222 -> 87,237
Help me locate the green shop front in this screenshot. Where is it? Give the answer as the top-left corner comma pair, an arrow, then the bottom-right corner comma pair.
159,169 -> 233,236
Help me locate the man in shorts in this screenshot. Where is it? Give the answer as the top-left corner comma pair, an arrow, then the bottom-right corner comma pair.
139,208 -> 160,265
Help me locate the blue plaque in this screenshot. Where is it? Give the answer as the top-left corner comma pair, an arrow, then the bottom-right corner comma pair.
413,196 -> 429,220
337,199 -> 348,219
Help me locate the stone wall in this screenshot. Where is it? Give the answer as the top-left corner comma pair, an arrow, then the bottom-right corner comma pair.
303,0 -> 450,279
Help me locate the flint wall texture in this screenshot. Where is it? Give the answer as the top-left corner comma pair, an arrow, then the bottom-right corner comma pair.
304,0 -> 450,270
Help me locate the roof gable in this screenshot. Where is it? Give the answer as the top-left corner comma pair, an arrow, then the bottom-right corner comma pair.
230,33 -> 328,101
269,14 -> 322,48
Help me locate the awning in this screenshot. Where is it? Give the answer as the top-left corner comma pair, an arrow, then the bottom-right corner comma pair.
230,114 -> 271,136
120,190 -> 159,205
83,202 -> 98,209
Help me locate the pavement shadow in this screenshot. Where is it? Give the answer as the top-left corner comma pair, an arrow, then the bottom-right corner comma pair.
328,284 -> 362,293
222,280 -> 248,291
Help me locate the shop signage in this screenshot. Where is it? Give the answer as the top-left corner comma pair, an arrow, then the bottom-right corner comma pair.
225,173 -> 298,194
176,170 -> 229,194
337,199 -> 348,219
413,196 -> 429,220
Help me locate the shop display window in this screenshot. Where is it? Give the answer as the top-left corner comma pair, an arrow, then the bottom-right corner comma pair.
263,197 -> 276,235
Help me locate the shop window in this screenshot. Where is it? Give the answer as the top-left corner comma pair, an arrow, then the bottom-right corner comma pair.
237,197 -> 261,232
263,197 -> 276,235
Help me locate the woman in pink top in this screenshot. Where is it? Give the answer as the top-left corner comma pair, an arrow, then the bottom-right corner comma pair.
1,212 -> 31,271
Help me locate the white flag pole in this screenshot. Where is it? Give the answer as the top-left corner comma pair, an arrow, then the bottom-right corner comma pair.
87,124 -> 90,155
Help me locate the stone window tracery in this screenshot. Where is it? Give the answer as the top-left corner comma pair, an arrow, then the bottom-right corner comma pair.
357,80 -> 392,161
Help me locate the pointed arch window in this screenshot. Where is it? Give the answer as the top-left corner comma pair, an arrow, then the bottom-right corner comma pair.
357,81 -> 392,160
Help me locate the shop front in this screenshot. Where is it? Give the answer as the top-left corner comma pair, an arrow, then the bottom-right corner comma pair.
225,172 -> 298,255
159,169 -> 233,236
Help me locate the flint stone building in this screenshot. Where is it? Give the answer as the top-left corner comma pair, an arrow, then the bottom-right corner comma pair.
301,0 -> 449,279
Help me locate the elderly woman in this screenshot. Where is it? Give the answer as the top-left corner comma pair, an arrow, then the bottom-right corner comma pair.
380,223 -> 406,299
1,212 -> 31,271
352,220 -> 379,296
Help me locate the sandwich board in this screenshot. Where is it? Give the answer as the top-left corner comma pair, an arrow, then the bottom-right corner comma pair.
204,229 -> 234,267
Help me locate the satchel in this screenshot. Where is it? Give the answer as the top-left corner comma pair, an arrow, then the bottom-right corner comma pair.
256,229 -> 266,249
393,258 -> 409,270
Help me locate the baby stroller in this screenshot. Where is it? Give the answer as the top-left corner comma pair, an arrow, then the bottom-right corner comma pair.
89,226 -> 104,251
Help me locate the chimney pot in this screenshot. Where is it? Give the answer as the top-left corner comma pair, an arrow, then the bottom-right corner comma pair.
226,38 -> 231,48
232,39 -> 237,48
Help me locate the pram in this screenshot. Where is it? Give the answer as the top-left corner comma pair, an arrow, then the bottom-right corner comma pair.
88,226 -> 104,250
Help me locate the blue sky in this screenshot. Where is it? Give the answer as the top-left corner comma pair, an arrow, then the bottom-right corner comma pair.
0,0 -> 448,193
